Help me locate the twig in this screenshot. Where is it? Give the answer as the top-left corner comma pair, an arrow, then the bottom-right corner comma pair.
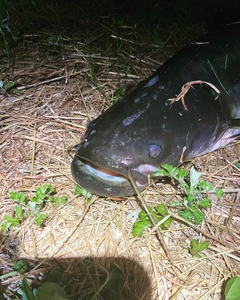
17,69 -> 89,91
168,80 -> 220,111
126,167 -> 178,273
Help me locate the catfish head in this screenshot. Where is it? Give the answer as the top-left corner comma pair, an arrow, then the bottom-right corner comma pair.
71,75 -> 231,197
71,24 -> 240,197
71,85 -> 172,197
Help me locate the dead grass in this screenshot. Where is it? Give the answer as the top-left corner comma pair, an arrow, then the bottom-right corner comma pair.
0,25 -> 239,300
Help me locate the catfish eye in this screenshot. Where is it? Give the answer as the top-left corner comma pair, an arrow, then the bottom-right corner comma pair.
148,144 -> 161,158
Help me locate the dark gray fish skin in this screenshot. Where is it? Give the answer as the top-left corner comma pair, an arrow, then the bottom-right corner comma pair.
71,24 -> 240,197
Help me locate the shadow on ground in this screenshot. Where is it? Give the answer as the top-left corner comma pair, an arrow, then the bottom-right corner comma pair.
0,241 -> 152,300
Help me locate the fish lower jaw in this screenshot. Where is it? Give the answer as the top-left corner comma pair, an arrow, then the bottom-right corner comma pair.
71,156 -> 148,197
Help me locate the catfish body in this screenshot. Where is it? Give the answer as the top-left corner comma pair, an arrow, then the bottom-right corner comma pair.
71,24 -> 240,197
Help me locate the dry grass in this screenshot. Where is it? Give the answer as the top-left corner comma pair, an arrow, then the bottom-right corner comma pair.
0,26 -> 240,300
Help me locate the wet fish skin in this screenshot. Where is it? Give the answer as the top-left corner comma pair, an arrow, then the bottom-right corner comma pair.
71,24 -> 240,197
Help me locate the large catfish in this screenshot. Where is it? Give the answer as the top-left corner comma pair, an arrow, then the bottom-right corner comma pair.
71,24 -> 240,197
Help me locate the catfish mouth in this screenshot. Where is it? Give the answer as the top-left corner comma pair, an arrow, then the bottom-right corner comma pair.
71,155 -> 150,197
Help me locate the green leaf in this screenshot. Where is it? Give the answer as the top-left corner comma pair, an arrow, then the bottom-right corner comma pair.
189,166 -> 201,191
103,263 -> 122,291
9,191 -> 26,203
15,205 -> 23,218
52,196 -> 67,208
160,217 -> 173,229
225,276 -> 240,300
132,205 -> 172,236
156,204 -> 168,216
13,260 -> 28,274
35,282 -> 68,300
34,184 -> 55,202
199,199 -> 211,208
0,271 -> 19,280
215,189 -> 223,198
190,240 -> 209,257
2,215 -> 21,230
4,81 -> 15,91
185,194 -> 195,204
34,213 -> 48,226
48,35 -> 61,46
22,278 -> 36,300
198,180 -> 214,192
46,267 -> 63,283
178,208 -> 204,225
132,218 -> 151,237
74,185 -> 92,203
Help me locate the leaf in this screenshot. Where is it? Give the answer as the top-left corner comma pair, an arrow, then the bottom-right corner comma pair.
178,208 -> 204,224
132,205 -> 172,236
22,278 -> 36,300
34,213 -> 48,226
4,81 -> 15,91
185,194 -> 195,204
191,209 -> 205,225
103,263 -> 122,291
160,217 -> 173,229
198,180 -> 214,192
15,205 -> 23,218
177,168 -> 188,180
9,191 -> 26,203
132,218 -> 151,237
190,166 -> 201,191
215,189 -> 223,198
199,199 -> 211,208
225,276 -> 240,300
52,196 -> 67,208
2,215 -> 21,230
34,184 -> 55,202
13,260 -> 28,274
190,240 -> 209,257
74,185 -> 92,203
35,282 -> 68,300
46,267 -> 63,283
156,204 -> 168,216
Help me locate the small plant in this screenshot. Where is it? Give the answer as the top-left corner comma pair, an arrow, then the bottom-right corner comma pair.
189,240 -> 209,257
21,278 -> 68,300
132,204 -> 172,237
13,260 -> 29,274
2,184 -> 67,231
154,165 -> 223,224
0,80 -> 16,94
48,34 -> 62,46
109,85 -> 125,103
225,276 -> 240,300
19,267 -> 68,300
74,185 -> 92,203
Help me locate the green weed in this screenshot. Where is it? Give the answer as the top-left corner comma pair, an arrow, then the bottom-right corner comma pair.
189,240 -> 209,258
2,184 -> 67,231
132,204 -> 172,237
154,165 -> 223,225
74,185 -> 92,203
